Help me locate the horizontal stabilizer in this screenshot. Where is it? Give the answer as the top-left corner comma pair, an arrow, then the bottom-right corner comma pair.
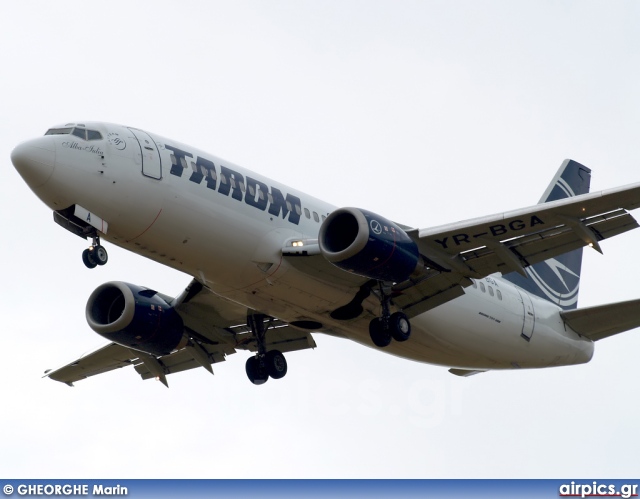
561,298 -> 640,341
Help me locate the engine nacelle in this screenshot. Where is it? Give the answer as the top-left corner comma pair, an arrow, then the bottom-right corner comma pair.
86,281 -> 185,356
318,207 -> 420,283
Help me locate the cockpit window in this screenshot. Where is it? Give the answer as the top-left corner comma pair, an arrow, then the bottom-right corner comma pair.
44,127 -> 102,140
72,128 -> 86,139
45,127 -> 72,135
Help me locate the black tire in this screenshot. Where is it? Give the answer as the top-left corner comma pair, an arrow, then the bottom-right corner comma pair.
82,249 -> 97,269
389,312 -> 411,342
266,350 -> 287,379
245,356 -> 268,385
369,318 -> 391,347
92,245 -> 108,266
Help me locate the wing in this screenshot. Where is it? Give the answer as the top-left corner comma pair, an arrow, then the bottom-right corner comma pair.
46,343 -> 138,386
285,182 -> 640,319
395,182 -> 640,316
46,280 -> 316,386
561,299 -> 640,341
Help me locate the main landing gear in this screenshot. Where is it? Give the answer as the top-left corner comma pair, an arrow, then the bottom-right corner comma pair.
245,312 -> 288,385
369,283 -> 411,348
82,233 -> 108,269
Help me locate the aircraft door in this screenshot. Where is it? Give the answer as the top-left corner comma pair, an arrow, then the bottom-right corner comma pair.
516,289 -> 536,341
129,128 -> 162,179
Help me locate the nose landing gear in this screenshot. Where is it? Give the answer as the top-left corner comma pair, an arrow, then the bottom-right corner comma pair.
82,233 -> 108,269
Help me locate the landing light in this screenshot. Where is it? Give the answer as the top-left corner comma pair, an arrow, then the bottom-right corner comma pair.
292,241 -> 304,247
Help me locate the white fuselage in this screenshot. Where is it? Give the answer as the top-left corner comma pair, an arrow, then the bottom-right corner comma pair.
14,123 -> 594,371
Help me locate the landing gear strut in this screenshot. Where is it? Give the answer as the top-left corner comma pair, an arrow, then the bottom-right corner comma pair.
245,312 -> 288,385
82,232 -> 108,269
369,282 -> 411,347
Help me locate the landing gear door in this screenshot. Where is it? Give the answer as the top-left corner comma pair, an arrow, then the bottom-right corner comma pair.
129,128 -> 162,180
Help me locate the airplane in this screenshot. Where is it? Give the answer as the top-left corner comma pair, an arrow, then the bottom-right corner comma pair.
10,122 -> 640,387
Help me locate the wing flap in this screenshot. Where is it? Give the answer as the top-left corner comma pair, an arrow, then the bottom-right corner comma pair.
455,210 -> 638,277
561,299 -> 640,341
135,344 -> 228,380
227,322 -> 318,353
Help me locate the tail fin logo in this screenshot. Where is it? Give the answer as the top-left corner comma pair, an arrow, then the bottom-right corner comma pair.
502,159 -> 589,310
554,177 -> 577,198
524,257 -> 581,308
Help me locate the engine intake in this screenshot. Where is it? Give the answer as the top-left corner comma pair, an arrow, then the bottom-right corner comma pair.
319,208 -> 420,283
86,281 -> 185,356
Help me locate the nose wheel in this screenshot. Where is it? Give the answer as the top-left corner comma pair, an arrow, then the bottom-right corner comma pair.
82,234 -> 108,269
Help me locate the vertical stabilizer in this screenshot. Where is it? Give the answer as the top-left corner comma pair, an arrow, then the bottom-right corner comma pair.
502,160 -> 591,310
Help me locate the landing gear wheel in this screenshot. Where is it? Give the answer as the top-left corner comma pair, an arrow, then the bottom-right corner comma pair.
245,356 -> 268,385
92,245 -> 108,266
266,350 -> 288,379
82,249 -> 97,269
369,318 -> 392,347
389,312 -> 411,342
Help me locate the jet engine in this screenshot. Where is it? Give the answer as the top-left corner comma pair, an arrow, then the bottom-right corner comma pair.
318,207 -> 420,283
86,281 -> 185,356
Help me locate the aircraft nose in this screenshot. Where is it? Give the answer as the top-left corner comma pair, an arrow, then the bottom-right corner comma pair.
11,136 -> 56,188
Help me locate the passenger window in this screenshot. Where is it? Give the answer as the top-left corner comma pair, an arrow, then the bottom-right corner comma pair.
267,192 -> 273,204
497,290 -> 503,301
479,282 -> 485,293
248,185 -> 255,197
488,286 -> 494,297
87,130 -> 102,140
295,204 -> 302,216
220,173 -> 227,185
72,128 -> 86,140
286,200 -> 292,212
304,208 -> 310,219
472,280 -> 477,289
258,189 -> 265,201
313,212 -> 320,222
321,215 -> 326,222
170,154 -> 177,165
180,157 -> 188,169
239,181 -> 246,193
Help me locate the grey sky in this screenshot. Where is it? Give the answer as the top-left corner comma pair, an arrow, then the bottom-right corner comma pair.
1,1 -> 639,477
